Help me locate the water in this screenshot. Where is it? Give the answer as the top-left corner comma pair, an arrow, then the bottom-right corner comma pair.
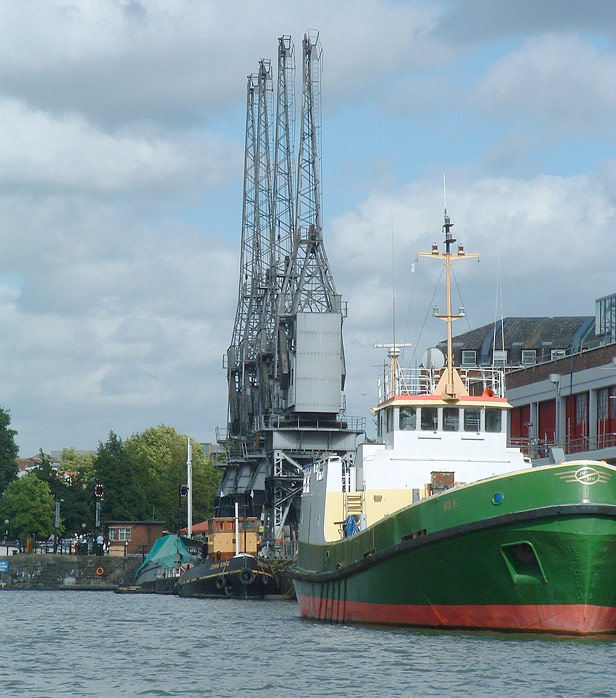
1,591 -> 615,698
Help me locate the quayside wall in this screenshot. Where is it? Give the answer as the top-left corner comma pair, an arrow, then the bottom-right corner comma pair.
0,553 -> 142,590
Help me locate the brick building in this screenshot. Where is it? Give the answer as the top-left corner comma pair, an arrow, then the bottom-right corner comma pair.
106,520 -> 165,556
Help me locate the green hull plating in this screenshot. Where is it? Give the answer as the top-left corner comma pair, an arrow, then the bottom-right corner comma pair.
292,463 -> 616,633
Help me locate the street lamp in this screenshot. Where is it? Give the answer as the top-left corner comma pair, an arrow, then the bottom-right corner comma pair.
550,373 -> 561,446
4,519 -> 8,555
54,499 -> 63,554
81,523 -> 86,555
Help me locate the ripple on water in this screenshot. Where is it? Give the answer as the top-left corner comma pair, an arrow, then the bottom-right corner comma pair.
2,592 -> 616,698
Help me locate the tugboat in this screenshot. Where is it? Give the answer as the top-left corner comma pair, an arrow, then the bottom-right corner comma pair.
177,503 -> 277,599
134,534 -> 196,594
290,208 -> 616,634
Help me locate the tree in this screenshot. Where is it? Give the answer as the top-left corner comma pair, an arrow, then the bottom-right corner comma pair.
0,407 -> 19,496
0,474 -> 55,540
126,426 -> 221,531
94,431 -> 148,523
59,448 -> 97,535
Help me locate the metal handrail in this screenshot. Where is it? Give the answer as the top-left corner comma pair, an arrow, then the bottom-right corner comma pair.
378,366 -> 506,402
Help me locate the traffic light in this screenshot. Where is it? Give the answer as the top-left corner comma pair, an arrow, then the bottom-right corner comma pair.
94,483 -> 105,499
179,484 -> 188,498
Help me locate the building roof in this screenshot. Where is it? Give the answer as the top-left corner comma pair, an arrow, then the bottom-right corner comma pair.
438,316 -> 597,365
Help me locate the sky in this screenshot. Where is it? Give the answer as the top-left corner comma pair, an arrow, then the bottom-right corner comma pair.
0,0 -> 614,457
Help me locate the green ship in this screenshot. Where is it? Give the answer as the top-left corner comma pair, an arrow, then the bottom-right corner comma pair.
290,211 -> 616,634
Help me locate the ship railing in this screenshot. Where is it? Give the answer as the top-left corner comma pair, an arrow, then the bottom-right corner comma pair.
378,366 -> 506,402
510,432 -> 616,458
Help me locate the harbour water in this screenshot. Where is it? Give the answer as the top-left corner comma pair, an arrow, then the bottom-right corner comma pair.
1,591 -> 615,697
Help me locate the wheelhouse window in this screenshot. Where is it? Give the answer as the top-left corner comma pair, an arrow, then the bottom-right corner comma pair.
386,408 -> 394,433
485,409 -> 502,433
399,407 -> 417,431
522,349 -> 536,365
421,407 -> 438,431
464,408 -> 481,432
443,407 -> 459,431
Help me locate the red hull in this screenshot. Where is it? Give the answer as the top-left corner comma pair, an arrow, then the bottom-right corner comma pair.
297,594 -> 616,634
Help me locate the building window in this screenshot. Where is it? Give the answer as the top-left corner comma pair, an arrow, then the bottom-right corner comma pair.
421,407 -> 438,431
399,407 -> 417,431
108,527 -> 131,542
598,387 -> 609,424
485,409 -> 502,433
443,408 -> 459,431
521,350 -> 536,365
493,350 -> 507,366
464,408 -> 481,432
462,351 -> 476,366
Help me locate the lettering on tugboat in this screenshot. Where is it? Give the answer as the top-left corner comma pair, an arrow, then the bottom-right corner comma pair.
443,497 -> 458,511
557,466 -> 612,486
210,561 -> 230,571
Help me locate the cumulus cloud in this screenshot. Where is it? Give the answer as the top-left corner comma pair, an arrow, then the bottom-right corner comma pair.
0,1 -> 446,126
0,194 -> 237,454
0,98 -> 240,196
477,34 -> 616,138
440,0 -> 616,43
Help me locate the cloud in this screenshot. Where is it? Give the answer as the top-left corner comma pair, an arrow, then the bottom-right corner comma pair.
439,0 -> 616,43
477,34 -> 616,138
0,98 -> 240,197
0,1 -> 447,126
0,194 -> 237,454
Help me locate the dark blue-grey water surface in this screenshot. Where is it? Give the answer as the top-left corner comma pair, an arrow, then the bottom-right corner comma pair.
1,591 -> 615,697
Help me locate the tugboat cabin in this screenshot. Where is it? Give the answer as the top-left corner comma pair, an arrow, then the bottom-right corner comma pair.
206,516 -> 259,560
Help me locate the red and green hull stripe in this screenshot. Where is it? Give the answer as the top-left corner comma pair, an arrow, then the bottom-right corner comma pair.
295,596 -> 616,634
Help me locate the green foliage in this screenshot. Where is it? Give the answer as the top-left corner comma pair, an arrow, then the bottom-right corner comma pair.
0,407 -> 19,496
94,431 -> 148,523
6,427 -> 223,539
32,450 -> 55,488
60,448 -> 96,483
59,449 -> 97,535
125,425 -> 221,531
0,474 -> 55,540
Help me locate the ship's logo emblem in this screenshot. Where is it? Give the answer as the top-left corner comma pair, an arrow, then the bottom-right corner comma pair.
558,466 -> 612,485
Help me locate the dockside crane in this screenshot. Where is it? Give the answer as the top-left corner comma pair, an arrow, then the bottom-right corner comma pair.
218,33 -> 363,557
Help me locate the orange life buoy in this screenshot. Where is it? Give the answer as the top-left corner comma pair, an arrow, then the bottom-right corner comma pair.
96,567 -> 104,576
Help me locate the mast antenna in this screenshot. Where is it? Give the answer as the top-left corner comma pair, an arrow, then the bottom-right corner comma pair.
443,172 -> 447,214
418,194 -> 477,399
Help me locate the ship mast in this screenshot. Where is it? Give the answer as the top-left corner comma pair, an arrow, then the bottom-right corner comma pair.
186,438 -> 192,537
419,206 -> 477,399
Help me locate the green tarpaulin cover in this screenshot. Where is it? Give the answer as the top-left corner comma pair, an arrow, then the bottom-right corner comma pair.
134,534 -> 196,580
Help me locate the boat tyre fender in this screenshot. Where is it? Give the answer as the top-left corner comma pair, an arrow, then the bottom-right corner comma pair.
224,584 -> 233,596
239,569 -> 255,585
215,576 -> 225,590
96,567 -> 104,576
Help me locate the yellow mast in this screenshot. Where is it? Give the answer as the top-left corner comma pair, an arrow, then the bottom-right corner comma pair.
418,209 -> 478,399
